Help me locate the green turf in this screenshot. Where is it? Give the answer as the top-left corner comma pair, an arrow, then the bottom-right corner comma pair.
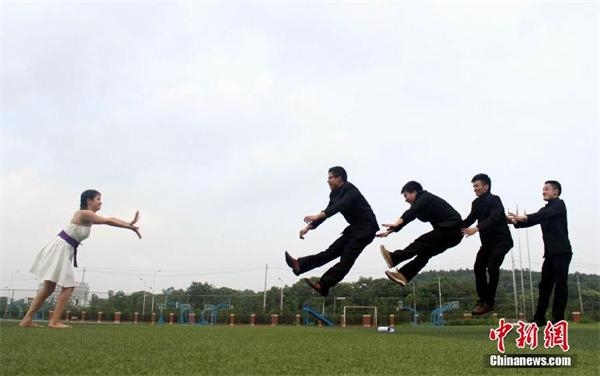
1,321 -> 598,375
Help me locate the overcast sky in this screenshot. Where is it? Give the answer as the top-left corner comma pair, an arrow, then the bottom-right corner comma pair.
1,1 -> 598,297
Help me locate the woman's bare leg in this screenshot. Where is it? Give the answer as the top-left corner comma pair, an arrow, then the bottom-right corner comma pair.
19,281 -> 56,327
48,286 -> 74,328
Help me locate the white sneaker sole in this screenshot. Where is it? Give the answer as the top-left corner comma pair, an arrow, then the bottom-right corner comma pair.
380,245 -> 394,269
385,270 -> 407,286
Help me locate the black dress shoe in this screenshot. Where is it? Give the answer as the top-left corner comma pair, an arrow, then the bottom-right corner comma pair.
472,303 -> 493,315
471,303 -> 484,315
285,251 -> 301,276
303,278 -> 329,297
532,319 -> 548,327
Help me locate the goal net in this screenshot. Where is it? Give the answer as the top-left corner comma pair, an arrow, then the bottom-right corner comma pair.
342,305 -> 378,327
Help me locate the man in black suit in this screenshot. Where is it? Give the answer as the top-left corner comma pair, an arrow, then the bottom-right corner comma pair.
509,180 -> 572,325
285,166 -> 379,297
462,173 -> 513,315
378,181 -> 463,286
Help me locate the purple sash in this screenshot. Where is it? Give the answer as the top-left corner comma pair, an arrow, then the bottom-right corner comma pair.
58,230 -> 80,268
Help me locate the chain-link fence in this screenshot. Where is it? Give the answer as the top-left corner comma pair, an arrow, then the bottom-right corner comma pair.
2,288 -> 597,325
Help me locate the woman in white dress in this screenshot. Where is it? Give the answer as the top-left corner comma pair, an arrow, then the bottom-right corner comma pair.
19,189 -> 141,329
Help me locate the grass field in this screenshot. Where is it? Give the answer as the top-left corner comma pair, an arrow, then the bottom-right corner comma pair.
1,321 -> 598,375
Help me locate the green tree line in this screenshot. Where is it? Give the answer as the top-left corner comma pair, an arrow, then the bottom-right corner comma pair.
3,270 -> 598,325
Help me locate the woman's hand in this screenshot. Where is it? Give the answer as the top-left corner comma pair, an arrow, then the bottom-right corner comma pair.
130,211 -> 142,239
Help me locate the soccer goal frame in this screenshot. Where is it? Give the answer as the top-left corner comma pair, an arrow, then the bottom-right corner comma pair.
342,305 -> 378,327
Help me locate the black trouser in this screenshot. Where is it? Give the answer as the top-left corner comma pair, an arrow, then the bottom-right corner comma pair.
474,241 -> 513,306
298,232 -> 375,289
534,253 -> 572,323
390,227 -> 462,282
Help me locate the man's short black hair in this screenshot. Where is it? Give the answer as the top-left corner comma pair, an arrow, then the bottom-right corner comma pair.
471,173 -> 491,188
401,181 -> 423,194
328,166 -> 347,182
545,180 -> 562,195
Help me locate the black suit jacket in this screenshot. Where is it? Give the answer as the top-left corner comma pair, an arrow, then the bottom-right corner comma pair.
514,198 -> 572,257
462,191 -> 513,246
311,182 -> 379,238
395,190 -> 462,231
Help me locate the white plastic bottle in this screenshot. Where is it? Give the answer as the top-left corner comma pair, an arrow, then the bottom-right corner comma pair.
377,326 -> 395,333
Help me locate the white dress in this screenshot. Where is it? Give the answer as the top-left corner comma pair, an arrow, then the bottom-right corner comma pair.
30,222 -> 91,288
